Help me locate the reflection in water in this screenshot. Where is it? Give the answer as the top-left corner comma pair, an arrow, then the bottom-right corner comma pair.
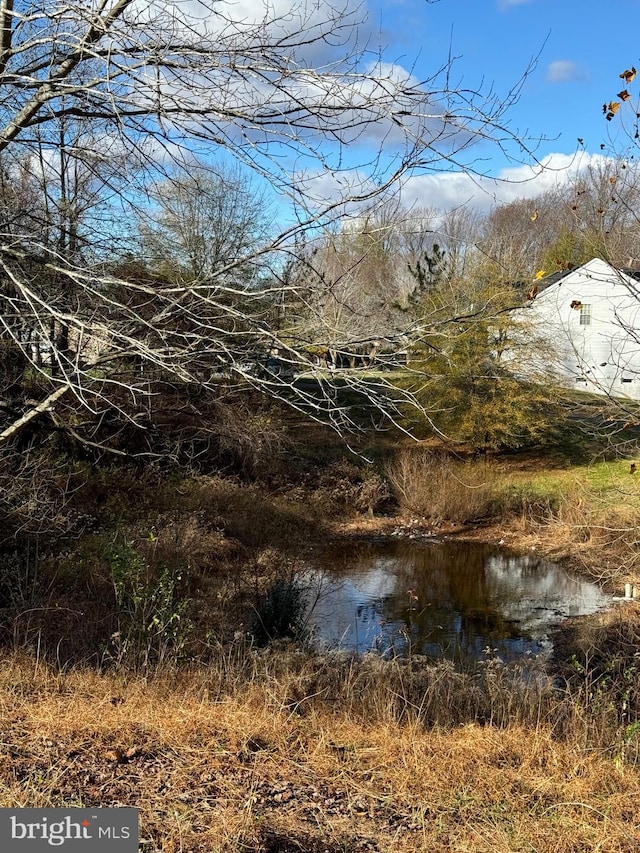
303,539 -> 611,664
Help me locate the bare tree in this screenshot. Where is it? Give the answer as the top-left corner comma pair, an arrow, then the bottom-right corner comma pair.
476,193 -> 563,283
560,159 -> 640,268
0,0 -> 539,447
290,206 -> 416,367
137,163 -> 272,284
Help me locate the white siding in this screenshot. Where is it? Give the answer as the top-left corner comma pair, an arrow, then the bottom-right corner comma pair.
526,258 -> 640,399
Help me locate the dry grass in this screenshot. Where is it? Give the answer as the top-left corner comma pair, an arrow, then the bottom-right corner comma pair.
386,448 -> 502,523
0,651 -> 639,852
4,435 -> 640,850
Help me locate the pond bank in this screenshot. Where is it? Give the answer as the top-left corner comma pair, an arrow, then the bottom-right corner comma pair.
328,512 -> 634,595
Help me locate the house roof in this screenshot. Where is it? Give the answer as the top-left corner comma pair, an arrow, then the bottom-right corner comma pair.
536,268 -> 569,290
533,258 -> 640,296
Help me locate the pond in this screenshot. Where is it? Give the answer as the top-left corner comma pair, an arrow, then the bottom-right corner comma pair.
303,538 -> 612,664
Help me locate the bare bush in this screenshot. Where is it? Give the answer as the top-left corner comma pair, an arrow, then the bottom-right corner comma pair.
386,447 -> 501,523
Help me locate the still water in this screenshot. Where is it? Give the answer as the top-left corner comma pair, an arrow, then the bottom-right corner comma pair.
303,538 -> 611,664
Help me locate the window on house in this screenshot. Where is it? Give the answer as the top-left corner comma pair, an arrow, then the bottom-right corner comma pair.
579,304 -> 592,326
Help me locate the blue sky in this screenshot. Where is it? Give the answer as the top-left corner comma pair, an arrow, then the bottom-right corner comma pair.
183,0 -> 640,220
354,0 -> 640,210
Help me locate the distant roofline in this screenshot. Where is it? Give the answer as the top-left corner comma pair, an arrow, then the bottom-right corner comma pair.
534,258 -> 640,294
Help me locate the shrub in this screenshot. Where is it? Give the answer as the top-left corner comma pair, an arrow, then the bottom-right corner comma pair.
386,447 -> 500,523
107,540 -> 193,669
310,460 -> 393,518
250,578 -> 309,647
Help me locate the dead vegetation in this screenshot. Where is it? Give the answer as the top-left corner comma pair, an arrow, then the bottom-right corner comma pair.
385,442 -> 640,590
0,650 -> 640,853
1,416 -> 640,850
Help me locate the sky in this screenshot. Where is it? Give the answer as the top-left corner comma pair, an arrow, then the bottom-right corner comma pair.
143,0 -> 640,224
341,0 -> 640,213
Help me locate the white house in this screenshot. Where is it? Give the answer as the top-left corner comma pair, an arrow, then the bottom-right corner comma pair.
524,258 -> 640,400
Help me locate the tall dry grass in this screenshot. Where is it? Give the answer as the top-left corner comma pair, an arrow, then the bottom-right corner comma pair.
386,446 -> 564,525
386,447 -> 501,522
385,446 -> 640,588
0,648 -> 639,852
543,497 -> 640,584
200,639 -> 560,730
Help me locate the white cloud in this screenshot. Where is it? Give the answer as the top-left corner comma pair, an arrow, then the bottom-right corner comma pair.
289,168 -> 381,219
138,0 -> 375,65
288,152 -> 623,220
395,151 -> 617,214
546,60 -> 590,84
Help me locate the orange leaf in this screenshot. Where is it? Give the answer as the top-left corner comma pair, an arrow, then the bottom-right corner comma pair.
620,67 -> 637,84
618,89 -> 631,102
606,101 -> 621,120
105,748 -> 123,763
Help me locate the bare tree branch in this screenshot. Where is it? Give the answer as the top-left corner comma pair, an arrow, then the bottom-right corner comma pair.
0,0 -> 540,449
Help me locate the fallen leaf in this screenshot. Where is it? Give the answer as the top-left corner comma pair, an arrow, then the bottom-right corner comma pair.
105,748 -> 123,763
105,745 -> 140,763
